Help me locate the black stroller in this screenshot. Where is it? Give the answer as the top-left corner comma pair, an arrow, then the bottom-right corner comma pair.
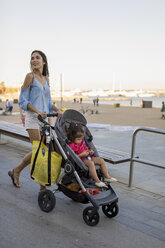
38,109 -> 119,226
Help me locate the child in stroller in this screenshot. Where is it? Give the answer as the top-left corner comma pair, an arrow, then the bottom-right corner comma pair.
67,122 -> 117,188
37,109 -> 119,226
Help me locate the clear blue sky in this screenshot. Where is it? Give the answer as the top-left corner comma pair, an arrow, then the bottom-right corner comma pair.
0,0 -> 165,90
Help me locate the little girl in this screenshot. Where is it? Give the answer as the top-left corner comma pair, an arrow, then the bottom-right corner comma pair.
67,122 -> 117,188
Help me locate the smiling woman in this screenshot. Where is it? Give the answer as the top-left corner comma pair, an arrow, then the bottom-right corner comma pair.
8,50 -> 63,190
30,50 -> 49,78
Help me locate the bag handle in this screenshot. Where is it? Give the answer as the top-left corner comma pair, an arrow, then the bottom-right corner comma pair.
47,140 -> 52,186
30,135 -> 43,178
46,140 -> 54,186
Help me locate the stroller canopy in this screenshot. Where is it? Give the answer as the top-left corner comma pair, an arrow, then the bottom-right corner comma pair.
55,109 -> 93,144
60,109 -> 87,126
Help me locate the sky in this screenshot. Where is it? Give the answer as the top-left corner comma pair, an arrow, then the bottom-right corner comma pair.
0,0 -> 165,90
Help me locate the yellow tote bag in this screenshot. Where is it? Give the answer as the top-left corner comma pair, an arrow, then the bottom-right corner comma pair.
30,140 -> 62,186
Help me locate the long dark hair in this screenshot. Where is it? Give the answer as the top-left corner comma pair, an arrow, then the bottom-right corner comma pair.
67,122 -> 86,142
31,50 -> 49,76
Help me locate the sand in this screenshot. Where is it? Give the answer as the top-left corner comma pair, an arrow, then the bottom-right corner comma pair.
0,100 -> 164,130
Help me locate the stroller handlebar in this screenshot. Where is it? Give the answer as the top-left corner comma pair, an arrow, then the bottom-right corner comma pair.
38,113 -> 58,124
47,113 -> 58,117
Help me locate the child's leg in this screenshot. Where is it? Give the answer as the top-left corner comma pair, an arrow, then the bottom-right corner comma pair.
93,157 -> 117,182
84,160 -> 100,183
92,157 -> 110,178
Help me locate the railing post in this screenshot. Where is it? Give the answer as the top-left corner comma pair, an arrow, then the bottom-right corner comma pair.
128,127 -> 165,188
128,130 -> 137,187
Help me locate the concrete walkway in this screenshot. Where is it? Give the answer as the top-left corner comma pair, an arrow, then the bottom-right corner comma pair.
0,135 -> 165,248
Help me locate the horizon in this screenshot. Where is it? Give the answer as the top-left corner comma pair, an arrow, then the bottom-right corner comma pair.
1,0 -> 165,90
2,78 -> 165,91
2,84 -> 165,92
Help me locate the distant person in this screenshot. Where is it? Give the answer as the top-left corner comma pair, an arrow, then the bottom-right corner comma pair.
19,107 -> 26,126
20,106 -> 51,126
5,99 -> 9,109
93,98 -> 96,106
6,100 -> 13,113
96,97 -> 99,106
53,101 -> 57,107
8,102 -> 13,113
161,101 -> 165,119
67,122 -> 117,188
0,101 -> 3,110
8,50 -> 62,190
130,99 -> 132,106
80,98 -> 82,104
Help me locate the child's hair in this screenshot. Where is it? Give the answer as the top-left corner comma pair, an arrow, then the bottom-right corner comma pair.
67,122 -> 86,142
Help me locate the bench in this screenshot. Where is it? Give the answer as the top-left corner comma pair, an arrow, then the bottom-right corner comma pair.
0,121 -> 131,165
96,146 -> 131,164
0,121 -> 29,143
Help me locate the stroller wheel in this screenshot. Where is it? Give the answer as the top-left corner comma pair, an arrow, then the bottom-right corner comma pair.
102,202 -> 119,218
38,189 -> 56,212
83,206 -> 100,226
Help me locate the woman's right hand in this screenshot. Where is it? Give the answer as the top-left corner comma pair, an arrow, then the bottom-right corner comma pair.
38,112 -> 47,119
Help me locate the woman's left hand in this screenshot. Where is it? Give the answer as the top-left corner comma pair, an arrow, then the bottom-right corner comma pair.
56,110 -> 63,116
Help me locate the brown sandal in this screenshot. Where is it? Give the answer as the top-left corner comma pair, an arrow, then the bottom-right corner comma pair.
8,169 -> 20,188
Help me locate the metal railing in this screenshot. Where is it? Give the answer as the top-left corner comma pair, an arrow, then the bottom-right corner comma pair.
129,127 -> 165,187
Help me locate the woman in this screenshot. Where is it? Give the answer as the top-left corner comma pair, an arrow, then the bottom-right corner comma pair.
8,50 -> 62,190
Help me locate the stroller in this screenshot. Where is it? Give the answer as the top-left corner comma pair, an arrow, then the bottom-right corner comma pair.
37,109 -> 119,226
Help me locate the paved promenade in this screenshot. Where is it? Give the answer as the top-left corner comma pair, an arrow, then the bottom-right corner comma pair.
0,132 -> 165,248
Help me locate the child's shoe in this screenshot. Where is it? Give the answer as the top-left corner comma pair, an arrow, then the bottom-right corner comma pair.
95,181 -> 108,188
104,177 -> 117,183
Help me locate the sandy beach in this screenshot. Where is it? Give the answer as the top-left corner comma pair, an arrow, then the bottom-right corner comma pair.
0,100 -> 164,130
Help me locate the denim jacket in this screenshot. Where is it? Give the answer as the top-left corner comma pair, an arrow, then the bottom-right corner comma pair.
19,76 -> 53,113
